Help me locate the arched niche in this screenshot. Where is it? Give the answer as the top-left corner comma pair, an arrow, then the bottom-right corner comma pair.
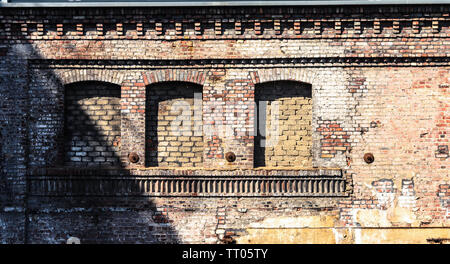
254,80 -> 313,168
145,81 -> 203,167
64,81 -> 121,167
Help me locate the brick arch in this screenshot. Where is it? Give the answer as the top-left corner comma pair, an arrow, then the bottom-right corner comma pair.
250,69 -> 318,86
56,69 -> 125,86
142,69 -> 207,86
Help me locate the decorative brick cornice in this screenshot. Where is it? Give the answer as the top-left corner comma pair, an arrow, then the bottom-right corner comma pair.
0,6 -> 449,40
1,18 -> 448,40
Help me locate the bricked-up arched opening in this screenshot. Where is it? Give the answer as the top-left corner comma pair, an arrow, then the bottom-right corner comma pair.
64,81 -> 121,167
146,82 -> 203,167
254,81 -> 312,168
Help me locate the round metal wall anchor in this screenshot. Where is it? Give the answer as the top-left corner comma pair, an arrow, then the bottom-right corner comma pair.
66,237 -> 81,244
363,153 -> 374,164
128,152 -> 140,163
225,152 -> 236,163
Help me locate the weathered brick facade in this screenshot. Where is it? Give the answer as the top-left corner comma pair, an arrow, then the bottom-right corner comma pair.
0,4 -> 449,243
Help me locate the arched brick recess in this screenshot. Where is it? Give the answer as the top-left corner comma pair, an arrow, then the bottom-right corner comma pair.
254,80 -> 313,168
251,69 -> 319,168
141,70 -> 207,167
145,81 -> 203,167
64,81 -> 122,167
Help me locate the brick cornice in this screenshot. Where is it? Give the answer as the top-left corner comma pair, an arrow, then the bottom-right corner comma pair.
29,56 -> 450,69
1,6 -> 449,40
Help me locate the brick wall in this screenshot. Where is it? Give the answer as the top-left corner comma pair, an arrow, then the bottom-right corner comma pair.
0,5 -> 448,244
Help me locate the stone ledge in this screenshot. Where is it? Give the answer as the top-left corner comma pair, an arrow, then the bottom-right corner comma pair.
28,57 -> 450,69
30,166 -> 343,177
29,167 -> 347,197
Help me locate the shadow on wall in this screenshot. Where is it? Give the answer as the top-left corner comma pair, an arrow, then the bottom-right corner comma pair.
33,80 -> 183,243
254,81 -> 312,168
0,43 -> 35,243
145,81 -> 203,167
0,43 -> 183,243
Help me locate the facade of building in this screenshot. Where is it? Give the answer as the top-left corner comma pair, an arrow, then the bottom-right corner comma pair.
0,1 -> 449,243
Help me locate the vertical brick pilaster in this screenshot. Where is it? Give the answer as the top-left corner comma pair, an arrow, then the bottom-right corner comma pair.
37,23 -> 44,36
314,21 -> 321,35
96,23 -> 104,36
195,22 -> 202,35
175,22 -> 183,35
155,22 -> 163,35
56,23 -> 64,36
354,21 -> 361,34
432,19 -> 440,33
274,20 -> 281,35
203,69 -> 254,168
117,23 -> 124,36
215,20 -> 222,35
120,74 -> 146,167
136,23 -> 144,36
254,21 -> 262,35
294,20 -> 301,35
373,20 -> 381,34
412,20 -> 420,34
334,21 -> 342,35
393,21 -> 400,34
235,21 -> 242,35
76,24 -> 83,36
20,23 -> 27,36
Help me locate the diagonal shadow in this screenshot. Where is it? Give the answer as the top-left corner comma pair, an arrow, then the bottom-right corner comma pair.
12,66 -> 183,243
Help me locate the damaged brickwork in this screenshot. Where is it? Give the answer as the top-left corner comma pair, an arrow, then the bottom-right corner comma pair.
0,5 -> 449,243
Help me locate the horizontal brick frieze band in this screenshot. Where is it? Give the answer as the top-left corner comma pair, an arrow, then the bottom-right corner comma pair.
30,167 -> 343,177
28,56 -> 450,69
29,168 -> 347,197
29,175 -> 348,197
0,9 -> 448,40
